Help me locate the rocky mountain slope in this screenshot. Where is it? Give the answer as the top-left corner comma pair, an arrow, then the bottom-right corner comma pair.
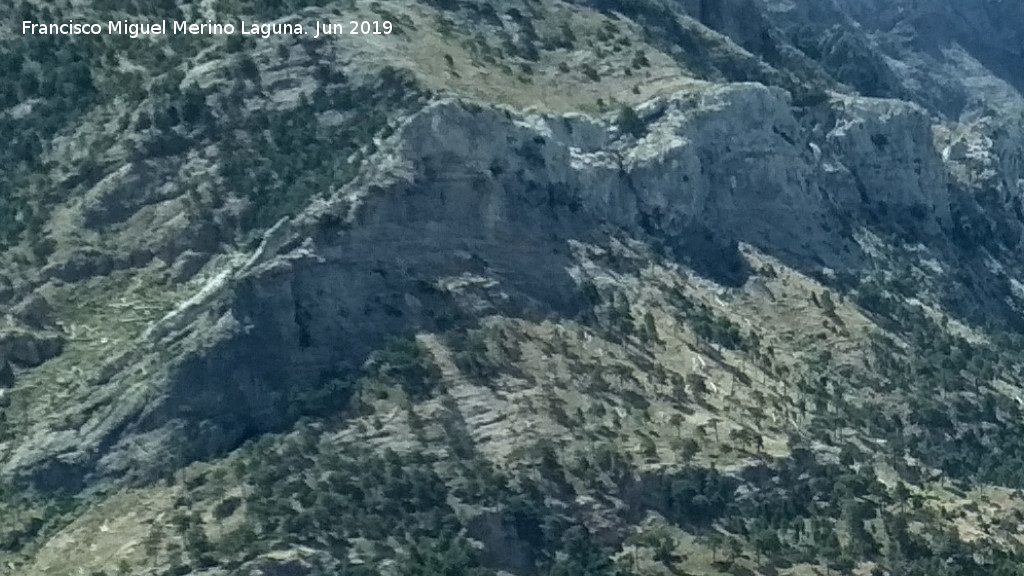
3,0 -> 1024,575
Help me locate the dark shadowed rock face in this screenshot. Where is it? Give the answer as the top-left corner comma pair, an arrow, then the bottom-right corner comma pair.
0,361 -> 14,390
12,294 -> 53,329
836,0 -> 1024,97
682,0 -> 776,57
0,330 -> 63,368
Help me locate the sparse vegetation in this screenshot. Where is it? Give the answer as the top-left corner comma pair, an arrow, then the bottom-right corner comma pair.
220,65 -> 423,231
615,104 -> 646,138
4,1 -> 1024,576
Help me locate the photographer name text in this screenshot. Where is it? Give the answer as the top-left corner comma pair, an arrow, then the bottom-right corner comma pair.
22,19 -> 393,39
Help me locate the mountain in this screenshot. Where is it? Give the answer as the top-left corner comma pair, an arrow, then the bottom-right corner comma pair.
3,0 -> 1024,575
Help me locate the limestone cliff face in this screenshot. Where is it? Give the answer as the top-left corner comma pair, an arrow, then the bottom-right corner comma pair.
375,83 -> 950,271
824,95 -> 950,223
5,81 -> 966,490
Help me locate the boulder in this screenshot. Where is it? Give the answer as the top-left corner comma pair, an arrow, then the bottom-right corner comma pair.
0,330 -> 65,368
13,293 -> 54,329
41,248 -> 117,283
170,249 -> 212,283
0,360 -> 14,389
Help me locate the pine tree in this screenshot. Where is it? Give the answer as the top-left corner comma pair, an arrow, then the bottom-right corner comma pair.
821,290 -> 836,314
615,105 -> 646,138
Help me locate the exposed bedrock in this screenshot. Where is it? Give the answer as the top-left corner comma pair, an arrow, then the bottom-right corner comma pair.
12,84 -> 961,490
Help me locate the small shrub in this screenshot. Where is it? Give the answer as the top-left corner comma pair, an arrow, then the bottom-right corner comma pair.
615,105 -> 646,138
580,63 -> 600,81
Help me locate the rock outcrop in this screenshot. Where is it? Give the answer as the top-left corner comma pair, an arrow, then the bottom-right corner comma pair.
3,81 -> 967,490
0,360 -> 14,390
236,548 -> 342,576
11,294 -> 52,329
0,330 -> 63,369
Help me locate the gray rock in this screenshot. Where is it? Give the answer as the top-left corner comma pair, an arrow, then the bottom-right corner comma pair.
80,162 -> 176,230
171,250 -> 212,283
465,510 -> 537,574
0,275 -> 14,305
129,247 -> 155,268
237,548 -> 341,576
0,360 -> 14,389
761,0 -> 1024,118
0,330 -> 64,368
41,248 -> 117,283
12,293 -> 54,329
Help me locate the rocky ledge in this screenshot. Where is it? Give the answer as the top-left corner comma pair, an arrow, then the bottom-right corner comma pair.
0,82 -> 1011,493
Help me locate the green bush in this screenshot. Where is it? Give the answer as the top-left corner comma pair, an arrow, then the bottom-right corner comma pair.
616,105 -> 646,138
